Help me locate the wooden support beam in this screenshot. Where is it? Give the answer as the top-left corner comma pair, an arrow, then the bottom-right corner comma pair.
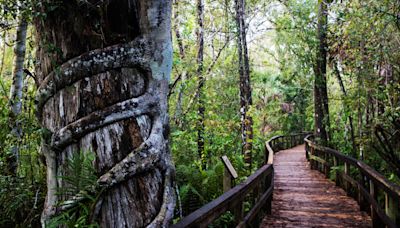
265,170 -> 274,215
358,174 -> 368,212
223,167 -> 232,192
221,155 -> 238,192
344,162 -> 350,195
324,153 -> 329,178
385,193 -> 399,226
233,201 -> 244,224
309,147 -> 314,169
370,180 -> 384,228
333,156 -> 339,186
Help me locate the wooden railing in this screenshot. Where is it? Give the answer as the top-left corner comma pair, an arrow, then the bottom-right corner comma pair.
172,133 -> 308,228
266,132 -> 309,164
305,135 -> 400,228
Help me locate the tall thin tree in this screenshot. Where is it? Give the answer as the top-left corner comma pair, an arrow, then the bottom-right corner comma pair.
314,0 -> 330,145
196,0 -> 206,168
8,13 -> 28,175
235,0 -> 253,167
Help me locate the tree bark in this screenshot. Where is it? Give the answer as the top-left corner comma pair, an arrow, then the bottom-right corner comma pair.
34,1 -> 175,227
235,0 -> 253,168
196,0 -> 206,168
313,0 -> 330,145
8,17 -> 28,175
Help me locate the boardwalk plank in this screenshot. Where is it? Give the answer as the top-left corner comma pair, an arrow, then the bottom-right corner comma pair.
261,145 -> 371,227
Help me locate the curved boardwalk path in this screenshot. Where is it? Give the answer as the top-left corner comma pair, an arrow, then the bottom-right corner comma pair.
261,145 -> 372,227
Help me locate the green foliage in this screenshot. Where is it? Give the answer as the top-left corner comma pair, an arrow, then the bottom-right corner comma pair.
0,35 -> 44,226
209,211 -> 235,228
49,152 -> 99,228
57,152 -> 97,197
0,176 -> 45,227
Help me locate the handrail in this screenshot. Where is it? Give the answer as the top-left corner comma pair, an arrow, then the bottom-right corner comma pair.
172,133 -> 308,227
172,164 -> 273,228
304,134 -> 400,228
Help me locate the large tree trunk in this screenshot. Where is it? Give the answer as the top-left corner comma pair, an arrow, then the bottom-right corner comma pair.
196,0 -> 206,168
8,17 -> 28,175
34,1 -> 175,227
313,0 -> 330,145
235,0 -> 253,168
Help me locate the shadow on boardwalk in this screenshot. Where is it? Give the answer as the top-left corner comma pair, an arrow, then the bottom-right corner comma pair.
261,145 -> 371,228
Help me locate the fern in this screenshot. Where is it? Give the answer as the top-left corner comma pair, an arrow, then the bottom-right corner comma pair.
49,151 -> 100,228
58,152 -> 96,196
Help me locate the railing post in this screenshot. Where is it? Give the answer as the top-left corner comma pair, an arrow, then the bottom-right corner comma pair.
333,156 -> 339,186
344,162 -> 350,195
310,147 -> 315,170
358,174 -> 368,212
253,182 -> 261,205
266,172 -> 273,215
316,150 -> 321,172
223,166 -> 232,192
283,137 -> 286,149
233,201 -> 244,225
385,193 -> 399,226
279,137 -> 282,150
324,153 -> 329,178
369,180 -> 384,227
221,156 -> 238,192
291,135 -> 294,148
286,136 -> 289,148
305,143 -> 309,161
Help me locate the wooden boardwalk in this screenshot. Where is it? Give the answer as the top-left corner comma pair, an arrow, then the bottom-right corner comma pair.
261,145 -> 372,227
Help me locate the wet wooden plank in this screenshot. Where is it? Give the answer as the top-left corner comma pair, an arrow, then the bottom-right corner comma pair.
261,145 -> 372,227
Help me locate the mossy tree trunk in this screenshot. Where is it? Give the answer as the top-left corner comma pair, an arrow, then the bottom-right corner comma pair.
235,0 -> 253,168
34,0 -> 175,227
8,16 -> 28,176
314,0 -> 330,146
196,0 -> 206,169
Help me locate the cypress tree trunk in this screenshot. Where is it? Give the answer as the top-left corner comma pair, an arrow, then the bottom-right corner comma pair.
34,1 -> 175,226
196,0 -> 206,168
314,0 -> 330,145
8,17 -> 28,175
235,0 -> 253,167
